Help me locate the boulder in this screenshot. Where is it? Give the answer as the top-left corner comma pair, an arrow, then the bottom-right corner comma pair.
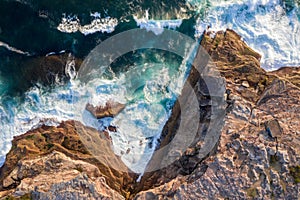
86,100 -> 126,119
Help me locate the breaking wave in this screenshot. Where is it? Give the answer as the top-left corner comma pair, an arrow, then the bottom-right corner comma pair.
57,12 -> 118,35
192,0 -> 300,71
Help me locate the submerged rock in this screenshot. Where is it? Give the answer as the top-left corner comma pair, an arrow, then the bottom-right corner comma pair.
22,53 -> 82,85
1,52 -> 82,96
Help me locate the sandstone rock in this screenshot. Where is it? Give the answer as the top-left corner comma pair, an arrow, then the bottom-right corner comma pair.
0,29 -> 299,200
134,29 -> 300,199
265,119 -> 283,138
86,100 -> 126,119
31,174 -> 124,200
242,80 -> 250,88
0,121 -> 136,198
2,151 -> 124,199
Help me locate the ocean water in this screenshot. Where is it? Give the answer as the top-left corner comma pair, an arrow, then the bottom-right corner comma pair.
0,49 -> 192,173
192,0 -> 300,70
0,0 -> 299,173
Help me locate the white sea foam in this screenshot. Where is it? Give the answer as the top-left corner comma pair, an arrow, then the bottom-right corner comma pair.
98,57 -> 191,173
193,0 -> 300,71
57,12 -> 118,35
0,49 -> 192,174
134,10 -> 183,35
0,41 -> 30,55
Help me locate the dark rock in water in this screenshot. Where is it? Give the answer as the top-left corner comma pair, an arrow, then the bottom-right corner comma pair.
86,100 -> 126,119
0,52 -> 82,96
22,53 -> 82,85
108,125 -> 117,132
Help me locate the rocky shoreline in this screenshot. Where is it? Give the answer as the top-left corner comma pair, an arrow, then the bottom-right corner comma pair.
0,29 -> 299,199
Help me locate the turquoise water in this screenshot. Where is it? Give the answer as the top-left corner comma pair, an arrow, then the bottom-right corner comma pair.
0,0 -> 299,172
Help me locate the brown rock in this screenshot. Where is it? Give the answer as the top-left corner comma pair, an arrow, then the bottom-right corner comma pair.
108,126 -> 117,132
265,119 -> 283,138
241,80 -> 250,88
86,100 -> 126,119
134,29 -> 300,199
0,121 -> 136,198
23,53 -> 82,85
1,29 -> 299,200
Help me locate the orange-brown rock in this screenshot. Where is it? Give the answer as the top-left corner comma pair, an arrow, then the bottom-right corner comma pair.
0,29 -> 299,200
0,121 -> 136,199
134,30 -> 300,199
86,100 -> 126,119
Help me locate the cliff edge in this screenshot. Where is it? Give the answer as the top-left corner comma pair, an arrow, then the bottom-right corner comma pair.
0,29 -> 299,199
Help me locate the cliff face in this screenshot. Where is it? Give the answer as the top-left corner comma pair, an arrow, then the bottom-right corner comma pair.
134,30 -> 300,199
0,121 -> 135,199
0,29 -> 299,199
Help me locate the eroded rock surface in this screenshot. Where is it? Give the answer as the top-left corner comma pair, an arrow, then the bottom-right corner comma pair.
86,100 -> 126,119
0,121 -> 135,199
0,29 -> 299,200
4,151 -> 124,199
134,30 -> 300,199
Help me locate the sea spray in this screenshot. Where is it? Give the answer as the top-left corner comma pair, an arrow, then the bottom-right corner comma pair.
192,0 -> 300,70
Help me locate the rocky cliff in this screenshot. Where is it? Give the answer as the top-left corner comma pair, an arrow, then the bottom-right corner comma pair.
134,30 -> 300,199
0,121 -> 136,199
0,29 -> 299,199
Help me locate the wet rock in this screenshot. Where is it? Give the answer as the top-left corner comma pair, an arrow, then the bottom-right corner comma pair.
108,125 -> 117,132
86,100 -> 126,119
23,53 -> 82,85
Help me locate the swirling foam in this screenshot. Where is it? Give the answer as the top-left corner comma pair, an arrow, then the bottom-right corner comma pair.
0,41 -> 30,55
57,12 -> 118,35
0,50 -> 192,174
193,0 -> 300,71
134,10 -> 183,35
